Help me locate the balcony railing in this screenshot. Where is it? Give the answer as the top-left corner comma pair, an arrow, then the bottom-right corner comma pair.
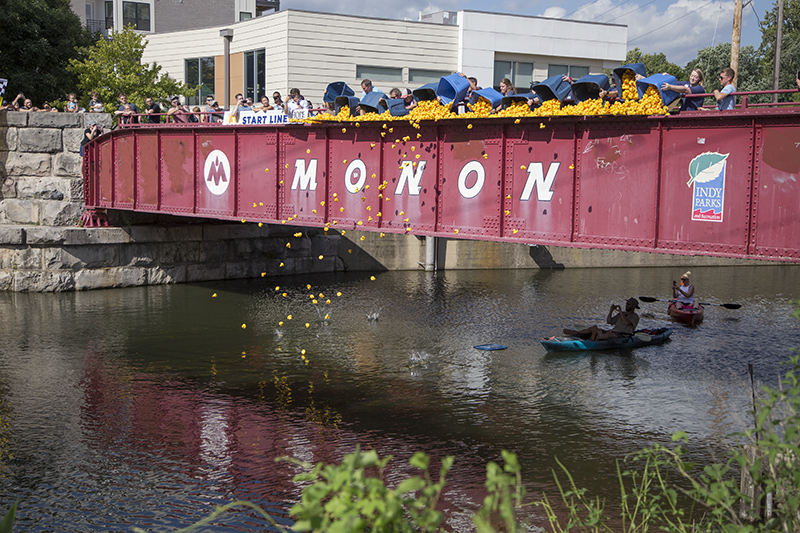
86,18 -> 110,36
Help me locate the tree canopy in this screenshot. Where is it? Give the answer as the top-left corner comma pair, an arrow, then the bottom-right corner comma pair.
67,25 -> 194,112
0,0 -> 94,105
625,48 -> 684,79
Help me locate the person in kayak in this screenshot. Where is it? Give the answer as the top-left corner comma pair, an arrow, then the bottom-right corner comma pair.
672,271 -> 695,308
563,297 -> 641,341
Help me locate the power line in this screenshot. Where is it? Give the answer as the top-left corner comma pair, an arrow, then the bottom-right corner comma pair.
606,0 -> 658,23
628,0 -> 716,43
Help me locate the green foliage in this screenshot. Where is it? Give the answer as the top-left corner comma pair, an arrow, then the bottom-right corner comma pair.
66,25 -> 194,113
474,450 -> 527,532
0,0 -> 94,104
282,447 -> 453,532
626,48 -> 685,79
0,501 -> 16,533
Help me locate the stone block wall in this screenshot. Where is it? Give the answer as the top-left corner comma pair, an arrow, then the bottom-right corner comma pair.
0,111 -> 112,226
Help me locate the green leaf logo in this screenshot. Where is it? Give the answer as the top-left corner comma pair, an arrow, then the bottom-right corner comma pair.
687,152 -> 729,187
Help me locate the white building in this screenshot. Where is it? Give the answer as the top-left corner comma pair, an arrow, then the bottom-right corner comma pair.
139,9 -> 627,107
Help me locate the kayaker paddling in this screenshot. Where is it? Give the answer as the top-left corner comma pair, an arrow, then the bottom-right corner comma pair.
563,297 -> 641,341
672,271 -> 695,309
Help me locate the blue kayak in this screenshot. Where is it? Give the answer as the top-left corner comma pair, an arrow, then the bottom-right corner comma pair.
540,328 -> 672,352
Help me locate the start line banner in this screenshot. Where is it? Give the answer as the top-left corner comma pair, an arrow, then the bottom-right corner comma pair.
223,109 -> 292,125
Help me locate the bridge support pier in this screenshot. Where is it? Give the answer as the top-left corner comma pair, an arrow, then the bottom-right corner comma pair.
425,235 -> 444,272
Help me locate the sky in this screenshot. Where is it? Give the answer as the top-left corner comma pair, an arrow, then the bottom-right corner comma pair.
283,0 -> 774,66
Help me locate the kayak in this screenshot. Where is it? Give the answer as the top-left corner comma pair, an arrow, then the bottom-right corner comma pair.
668,302 -> 704,325
540,328 -> 672,352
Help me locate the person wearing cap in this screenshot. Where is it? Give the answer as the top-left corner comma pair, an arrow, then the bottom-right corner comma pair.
166,96 -> 190,123
563,298 -> 641,341
398,88 -> 417,110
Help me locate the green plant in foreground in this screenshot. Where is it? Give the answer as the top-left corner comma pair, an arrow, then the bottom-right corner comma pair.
283,447 -> 453,533
0,501 -> 16,533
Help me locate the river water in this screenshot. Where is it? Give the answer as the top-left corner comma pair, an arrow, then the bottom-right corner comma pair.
1,264 -> 799,531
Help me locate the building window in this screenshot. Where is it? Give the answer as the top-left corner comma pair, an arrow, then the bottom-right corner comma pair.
105,1 -> 114,29
244,49 -> 265,101
494,60 -> 534,91
548,64 -> 589,80
356,66 -> 403,83
122,1 -> 150,31
239,11 -> 252,20
185,57 -> 215,106
408,69 -> 451,84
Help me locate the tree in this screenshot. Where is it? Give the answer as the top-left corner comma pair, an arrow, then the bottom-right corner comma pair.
683,42 -> 763,93
67,25 -> 194,112
625,47 -> 684,79
0,0 -> 94,105
758,0 -> 800,100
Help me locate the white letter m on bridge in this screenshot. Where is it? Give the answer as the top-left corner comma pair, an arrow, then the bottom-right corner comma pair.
291,159 -> 318,191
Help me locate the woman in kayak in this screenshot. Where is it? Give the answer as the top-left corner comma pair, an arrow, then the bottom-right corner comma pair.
563,297 -> 640,341
672,271 -> 695,308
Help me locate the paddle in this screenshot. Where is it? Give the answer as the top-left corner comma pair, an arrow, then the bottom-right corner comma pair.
638,296 -> 741,310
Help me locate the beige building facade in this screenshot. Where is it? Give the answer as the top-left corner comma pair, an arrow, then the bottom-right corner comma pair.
139,9 -> 627,108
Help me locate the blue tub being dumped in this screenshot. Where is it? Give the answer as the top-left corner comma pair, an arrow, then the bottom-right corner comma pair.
324,82 -> 355,104
334,96 -> 359,115
612,63 -> 647,100
469,88 -> 504,109
571,74 -> 611,102
359,90 -> 387,114
636,74 -> 682,106
437,73 -> 470,107
532,74 -> 573,103
385,98 -> 409,116
501,93 -> 535,109
413,83 -> 438,102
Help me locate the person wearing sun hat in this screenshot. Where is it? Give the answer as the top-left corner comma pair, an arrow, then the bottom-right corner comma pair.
563,297 -> 640,341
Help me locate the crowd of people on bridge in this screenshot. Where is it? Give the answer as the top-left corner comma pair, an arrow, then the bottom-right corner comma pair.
4,70 -> 800,119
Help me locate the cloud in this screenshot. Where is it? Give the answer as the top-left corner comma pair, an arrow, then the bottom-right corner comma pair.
546,0 -> 736,66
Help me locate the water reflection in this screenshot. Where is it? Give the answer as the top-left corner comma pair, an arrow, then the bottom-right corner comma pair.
0,265 -> 799,531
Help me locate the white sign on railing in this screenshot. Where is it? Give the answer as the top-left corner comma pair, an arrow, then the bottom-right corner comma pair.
223,109 -> 289,125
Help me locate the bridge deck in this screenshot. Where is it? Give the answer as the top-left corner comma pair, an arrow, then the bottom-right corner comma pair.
83,108 -> 800,262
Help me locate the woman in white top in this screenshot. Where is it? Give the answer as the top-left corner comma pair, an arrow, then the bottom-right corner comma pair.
672,271 -> 695,308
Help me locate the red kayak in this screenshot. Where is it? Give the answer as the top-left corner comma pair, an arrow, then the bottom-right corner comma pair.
668,302 -> 704,325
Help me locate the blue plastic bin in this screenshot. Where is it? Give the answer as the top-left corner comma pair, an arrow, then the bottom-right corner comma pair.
324,82 -> 355,103
413,83 -> 438,102
436,73 -> 470,106
335,96 -> 360,115
469,88 -> 503,109
501,93 -> 535,109
532,74 -> 573,103
612,63 -> 647,99
636,74 -> 681,106
385,98 -> 409,117
359,90 -> 387,114
571,74 -> 611,102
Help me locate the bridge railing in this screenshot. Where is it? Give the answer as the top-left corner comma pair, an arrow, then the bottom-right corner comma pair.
84,103 -> 800,262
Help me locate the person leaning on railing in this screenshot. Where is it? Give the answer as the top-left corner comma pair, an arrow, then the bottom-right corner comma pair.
714,68 -> 736,110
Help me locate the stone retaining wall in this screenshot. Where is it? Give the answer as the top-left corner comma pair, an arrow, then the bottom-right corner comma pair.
0,111 -> 112,227
0,223 -> 377,292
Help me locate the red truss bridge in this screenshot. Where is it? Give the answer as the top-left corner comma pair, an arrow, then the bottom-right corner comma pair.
83,106 -> 800,262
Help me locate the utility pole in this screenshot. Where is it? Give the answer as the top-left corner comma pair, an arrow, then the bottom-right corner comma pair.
731,0 -> 743,87
773,0 -> 785,103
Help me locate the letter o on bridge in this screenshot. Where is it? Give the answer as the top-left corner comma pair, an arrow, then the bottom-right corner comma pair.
458,160 -> 485,199
345,159 -> 367,194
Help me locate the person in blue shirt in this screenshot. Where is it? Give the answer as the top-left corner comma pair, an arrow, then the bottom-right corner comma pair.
714,68 -> 736,110
661,68 -> 706,111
